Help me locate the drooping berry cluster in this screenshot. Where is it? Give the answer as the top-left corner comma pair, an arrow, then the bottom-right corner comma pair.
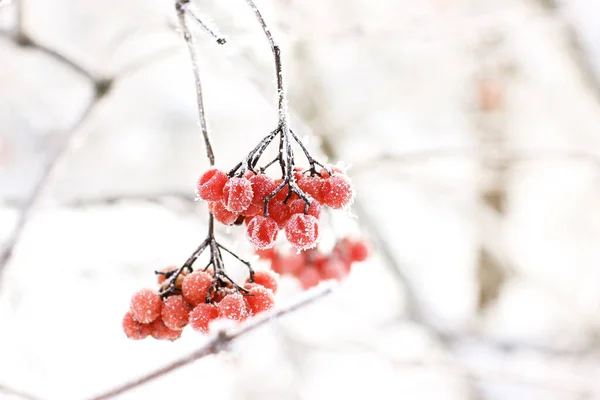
123,268 -> 278,341
256,237 -> 369,290
196,166 -> 354,251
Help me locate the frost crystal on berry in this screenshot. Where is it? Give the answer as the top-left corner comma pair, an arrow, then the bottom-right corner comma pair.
161,295 -> 192,330
182,271 -> 212,306
223,177 -> 254,213
321,174 -> 354,209
189,303 -> 219,334
217,292 -> 248,322
285,213 -> 320,250
130,289 -> 163,324
246,215 -> 279,249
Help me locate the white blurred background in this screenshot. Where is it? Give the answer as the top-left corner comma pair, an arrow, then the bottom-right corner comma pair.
1,0 -> 600,399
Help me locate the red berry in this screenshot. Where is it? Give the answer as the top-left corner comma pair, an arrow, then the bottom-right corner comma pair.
241,202 -> 261,217
250,174 -> 277,206
267,199 -> 291,228
297,176 -> 324,203
189,303 -> 219,334
123,312 -> 152,340
248,270 -> 279,293
197,168 -> 228,201
319,165 -> 344,179
130,289 -> 162,324
293,167 -> 305,182
321,174 -> 353,209
161,295 -> 192,330
297,267 -> 322,289
150,317 -> 182,341
288,198 -> 321,219
321,258 -> 347,281
222,177 -> 254,213
217,293 -> 248,322
246,215 -> 279,249
255,247 -> 277,260
182,271 -> 212,306
157,266 -> 188,290
285,213 -> 320,251
350,240 -> 369,262
211,287 -> 232,304
272,252 -> 304,275
209,201 -> 239,225
244,285 -> 275,315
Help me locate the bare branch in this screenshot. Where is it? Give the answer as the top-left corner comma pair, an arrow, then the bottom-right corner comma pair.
85,283 -> 336,400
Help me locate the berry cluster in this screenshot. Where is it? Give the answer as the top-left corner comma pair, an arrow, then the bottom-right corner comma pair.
122,268 -> 278,341
257,237 -> 369,290
197,166 -> 354,251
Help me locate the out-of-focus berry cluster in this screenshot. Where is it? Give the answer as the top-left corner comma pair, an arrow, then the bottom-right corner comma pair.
122,268 -> 278,341
256,237 -> 369,290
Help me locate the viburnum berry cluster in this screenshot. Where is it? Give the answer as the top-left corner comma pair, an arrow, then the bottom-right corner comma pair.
122,0 -> 361,343
197,164 -> 354,251
256,237 -> 369,290
123,268 -> 279,340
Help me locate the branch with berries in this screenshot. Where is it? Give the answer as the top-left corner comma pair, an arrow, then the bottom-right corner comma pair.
122,0 -> 366,343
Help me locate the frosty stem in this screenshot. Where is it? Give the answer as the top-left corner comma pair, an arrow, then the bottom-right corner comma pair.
166,0 -> 252,297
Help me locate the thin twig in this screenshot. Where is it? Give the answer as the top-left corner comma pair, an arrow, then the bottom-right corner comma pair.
176,0 -> 215,166
0,382 -> 44,400
86,283 -> 335,400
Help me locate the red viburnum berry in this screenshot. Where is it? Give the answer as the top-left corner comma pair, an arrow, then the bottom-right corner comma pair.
150,317 -> 182,341
297,176 -> 324,203
161,295 -> 192,330
321,258 -> 347,281
285,213 -> 320,251
297,267 -> 322,290
241,203 -> 261,217
267,199 -> 291,228
288,198 -> 321,219
272,251 -> 304,275
189,303 -> 219,334
182,271 -> 212,306
209,201 -> 239,225
197,168 -> 228,201
217,293 -> 248,322
123,312 -> 152,340
321,174 -> 353,209
248,270 -> 279,293
350,240 -> 369,262
255,247 -> 277,260
293,167 -> 305,182
130,289 -> 162,324
319,165 -> 344,179
222,177 -> 253,213
244,285 -> 275,315
246,215 -> 278,250
250,174 -> 276,206
273,179 -> 298,202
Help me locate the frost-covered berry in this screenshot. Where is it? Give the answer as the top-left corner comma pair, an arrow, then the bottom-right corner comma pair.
248,270 -> 279,293
321,258 -> 347,281
150,317 -> 182,341
244,285 -> 275,315
285,213 -> 320,250
182,271 -> 212,306
297,176 -> 324,203
267,199 -> 291,228
208,201 -> 239,225
197,168 -> 228,201
122,312 -> 152,340
156,266 -> 188,290
189,303 -> 219,334
222,177 -> 253,213
246,215 -> 279,250
321,174 -> 353,209
161,295 -> 192,330
250,174 -> 276,206
130,289 -> 162,324
288,198 -> 321,219
319,165 -> 344,179
241,203 -> 261,217
217,293 -> 248,322
273,180 -> 297,202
